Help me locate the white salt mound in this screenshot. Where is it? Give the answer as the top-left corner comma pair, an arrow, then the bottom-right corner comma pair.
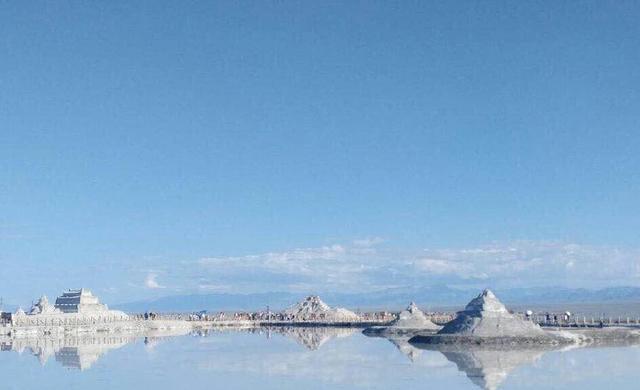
392,302 -> 440,330
284,296 -> 360,322
438,289 -> 546,338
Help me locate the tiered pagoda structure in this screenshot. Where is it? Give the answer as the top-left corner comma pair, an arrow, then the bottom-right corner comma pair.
54,289 -> 110,314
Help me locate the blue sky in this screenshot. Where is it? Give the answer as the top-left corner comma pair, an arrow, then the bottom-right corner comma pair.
1,1 -> 639,305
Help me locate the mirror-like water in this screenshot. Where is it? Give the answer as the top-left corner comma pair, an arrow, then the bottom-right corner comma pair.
1,327 -> 638,389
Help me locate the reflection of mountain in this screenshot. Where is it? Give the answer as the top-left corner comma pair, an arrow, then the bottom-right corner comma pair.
266,326 -> 358,350
191,326 -> 358,351
386,337 -> 422,362
364,334 -> 455,369
5,335 -> 136,370
414,344 -> 550,390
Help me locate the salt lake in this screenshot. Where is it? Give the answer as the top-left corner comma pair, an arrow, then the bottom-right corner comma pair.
1,327 -> 639,389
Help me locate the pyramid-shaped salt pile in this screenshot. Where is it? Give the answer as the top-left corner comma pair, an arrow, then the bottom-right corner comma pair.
410,289 -> 555,344
392,302 -> 440,330
438,289 -> 545,337
284,296 -> 360,322
363,301 -> 441,337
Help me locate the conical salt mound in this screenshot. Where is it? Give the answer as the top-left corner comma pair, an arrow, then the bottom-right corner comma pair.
408,289 -> 561,346
284,295 -> 331,317
438,289 -> 546,338
392,302 -> 440,330
284,296 -> 359,322
463,290 -> 509,315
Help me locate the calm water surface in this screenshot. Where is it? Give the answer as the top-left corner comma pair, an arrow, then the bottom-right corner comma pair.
1,327 -> 639,389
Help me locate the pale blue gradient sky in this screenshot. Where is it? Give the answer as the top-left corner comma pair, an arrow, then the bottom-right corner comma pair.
1,1 -> 639,303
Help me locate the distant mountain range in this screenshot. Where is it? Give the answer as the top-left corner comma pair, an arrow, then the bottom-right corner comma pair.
112,286 -> 640,313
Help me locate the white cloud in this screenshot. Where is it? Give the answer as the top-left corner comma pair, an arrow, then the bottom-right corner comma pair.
96,240 -> 639,301
145,273 -> 165,289
192,240 -> 640,294
414,241 -> 640,287
9,239 -> 637,304
414,258 -> 487,279
197,242 -> 385,293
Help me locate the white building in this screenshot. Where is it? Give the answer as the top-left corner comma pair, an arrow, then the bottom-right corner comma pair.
54,289 -> 109,314
11,289 -> 129,328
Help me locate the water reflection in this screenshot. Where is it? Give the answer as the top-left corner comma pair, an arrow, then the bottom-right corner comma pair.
368,331 -> 640,390
264,326 -> 358,350
0,324 -> 355,371
385,337 -> 423,362
0,327 -> 639,390
0,326 -> 192,371
2,335 -> 137,370
414,343 -> 549,390
193,326 -> 358,351
192,327 -> 405,387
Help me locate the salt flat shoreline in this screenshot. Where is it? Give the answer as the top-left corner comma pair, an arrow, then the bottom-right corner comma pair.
0,318 -> 393,338
4,317 -> 640,337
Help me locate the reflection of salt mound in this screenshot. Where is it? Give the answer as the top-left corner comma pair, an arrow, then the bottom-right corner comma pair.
387,337 -> 422,362
437,346 -> 547,390
439,289 -> 546,338
393,302 -> 440,330
284,296 -> 359,322
270,326 -> 357,350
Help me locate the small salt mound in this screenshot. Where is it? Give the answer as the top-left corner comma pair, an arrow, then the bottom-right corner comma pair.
392,302 -> 440,330
438,289 -> 546,338
284,296 -> 360,322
